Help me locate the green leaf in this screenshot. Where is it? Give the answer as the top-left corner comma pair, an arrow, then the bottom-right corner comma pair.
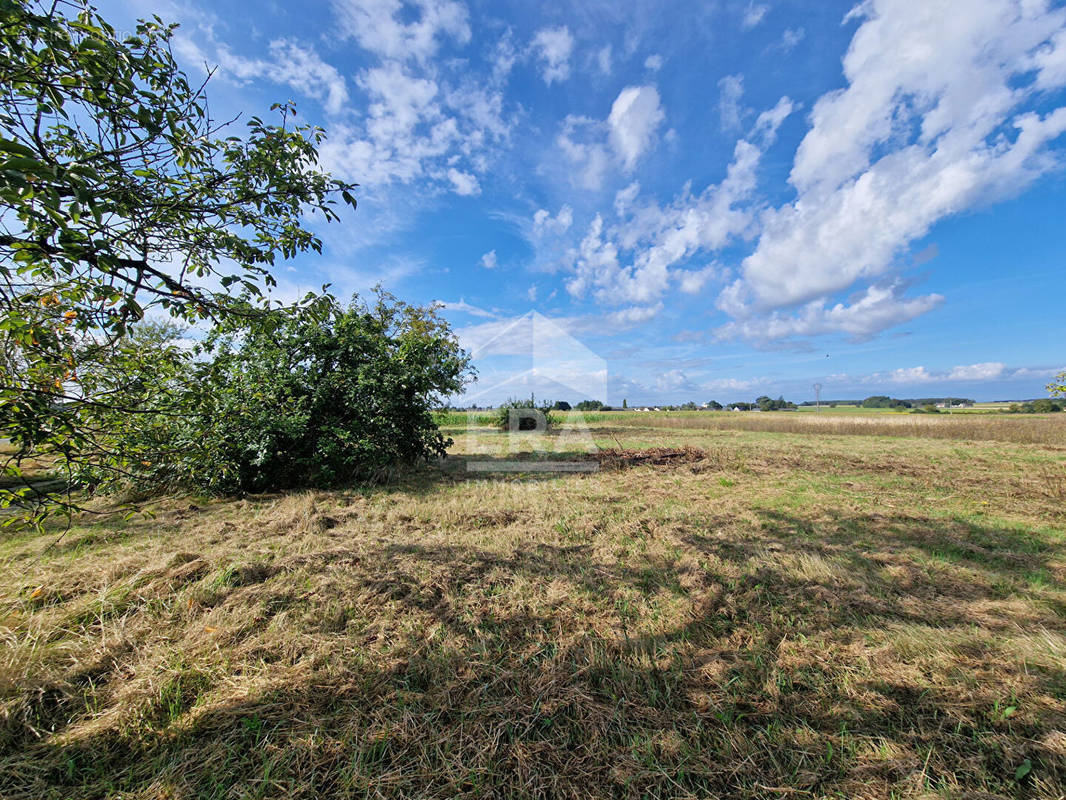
1015,759 -> 1032,781
0,138 -> 36,158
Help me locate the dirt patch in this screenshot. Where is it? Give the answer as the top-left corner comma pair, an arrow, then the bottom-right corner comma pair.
593,446 -> 709,470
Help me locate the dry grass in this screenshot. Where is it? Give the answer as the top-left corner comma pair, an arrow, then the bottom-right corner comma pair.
609,409 -> 1066,446
1,420 -> 1065,798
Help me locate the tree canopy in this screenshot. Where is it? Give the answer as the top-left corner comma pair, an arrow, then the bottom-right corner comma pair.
0,0 -> 358,522
1050,372 -> 1065,398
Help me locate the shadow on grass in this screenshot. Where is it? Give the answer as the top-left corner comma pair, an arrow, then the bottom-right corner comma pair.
2,508 -> 1064,799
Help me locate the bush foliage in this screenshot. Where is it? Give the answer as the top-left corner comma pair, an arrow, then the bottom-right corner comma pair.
113,294 -> 472,494
493,396 -> 557,432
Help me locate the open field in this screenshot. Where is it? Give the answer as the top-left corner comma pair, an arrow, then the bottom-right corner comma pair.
2,415 -> 1066,798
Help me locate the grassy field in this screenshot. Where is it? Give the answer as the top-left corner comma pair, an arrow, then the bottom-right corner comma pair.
2,414 -> 1065,798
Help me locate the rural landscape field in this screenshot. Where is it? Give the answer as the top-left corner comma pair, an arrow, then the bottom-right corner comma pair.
3,410 -> 1065,798
4,0 -> 1066,798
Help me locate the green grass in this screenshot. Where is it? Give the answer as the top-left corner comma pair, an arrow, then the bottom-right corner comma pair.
1,416 -> 1065,798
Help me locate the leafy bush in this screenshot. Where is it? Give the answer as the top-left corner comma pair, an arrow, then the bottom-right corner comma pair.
1007,399 -> 1063,414
493,396 -> 557,431
1049,372 -> 1066,398
111,293 -> 471,494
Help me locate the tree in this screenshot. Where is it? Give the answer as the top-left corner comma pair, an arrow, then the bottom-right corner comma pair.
1050,372 -> 1066,397
552,400 -> 571,411
107,293 -> 471,494
494,395 -> 556,432
1030,398 -> 1060,414
707,400 -> 723,410
0,1 -> 357,521
575,400 -> 604,412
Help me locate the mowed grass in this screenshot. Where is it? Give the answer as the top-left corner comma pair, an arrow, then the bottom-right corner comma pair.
1,417 -> 1065,798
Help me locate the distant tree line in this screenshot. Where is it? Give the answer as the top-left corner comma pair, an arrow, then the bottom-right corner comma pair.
1006,399 -> 1063,414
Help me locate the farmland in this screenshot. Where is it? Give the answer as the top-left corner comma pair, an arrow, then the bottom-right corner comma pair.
1,412 -> 1065,798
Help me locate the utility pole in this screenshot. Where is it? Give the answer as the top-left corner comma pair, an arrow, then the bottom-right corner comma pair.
814,383 -> 822,413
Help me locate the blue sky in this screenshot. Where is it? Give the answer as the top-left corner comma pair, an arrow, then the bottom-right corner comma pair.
104,0 -> 1066,404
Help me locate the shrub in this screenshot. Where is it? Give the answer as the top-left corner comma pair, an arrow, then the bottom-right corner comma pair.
112,293 -> 471,494
493,396 -> 557,431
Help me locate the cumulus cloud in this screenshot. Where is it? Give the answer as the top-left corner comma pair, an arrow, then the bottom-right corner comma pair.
607,86 -> 665,171
566,103 -> 793,306
448,167 -> 480,195
331,0 -> 470,62
555,86 -> 664,190
716,282 -> 944,343
556,116 -> 612,191
718,0 -> 1066,340
677,265 -> 716,295
532,26 -> 574,85
317,58 -> 511,193
947,362 -> 1006,381
644,54 -> 663,71
480,250 -> 497,269
741,2 -> 768,29
717,74 -> 746,132
533,205 -> 574,236
605,303 -> 663,326
175,37 -> 349,115
297,0 -> 515,195
819,362 -> 1042,389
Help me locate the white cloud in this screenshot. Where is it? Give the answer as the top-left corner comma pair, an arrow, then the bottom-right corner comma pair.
741,2 -> 768,29
480,250 -> 497,269
331,0 -> 470,62
605,303 -> 663,326
718,0 -> 1066,341
753,96 -> 797,142
607,86 -> 665,171
439,299 -> 497,318
448,167 -> 480,195
614,182 -> 640,215
716,282 -> 944,342
175,37 -> 349,115
527,285 -> 538,301
532,26 -> 574,85
533,204 -> 574,236
780,27 -> 805,53
555,86 -> 664,190
1030,28 -> 1066,90
597,45 -> 612,75
317,57 -> 511,193
677,265 -> 716,294
491,29 -> 518,80
644,54 -> 663,71
947,362 -> 1006,381
556,116 -> 611,191
828,362 -> 1055,388
718,74 -> 746,132
567,109 -> 791,306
